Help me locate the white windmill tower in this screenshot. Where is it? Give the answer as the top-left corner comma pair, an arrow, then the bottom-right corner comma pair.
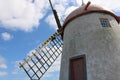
19,1 -> 120,80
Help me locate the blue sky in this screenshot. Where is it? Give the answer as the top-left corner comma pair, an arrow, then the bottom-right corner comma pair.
0,0 -> 120,80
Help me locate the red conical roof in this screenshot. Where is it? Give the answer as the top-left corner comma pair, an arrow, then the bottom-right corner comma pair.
63,2 -> 120,29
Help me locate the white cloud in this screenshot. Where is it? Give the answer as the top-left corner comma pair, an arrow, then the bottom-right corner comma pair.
0,71 -> 7,76
45,0 -> 120,29
89,0 -> 120,11
47,55 -> 61,73
0,55 -> 8,77
27,49 -> 36,57
11,60 -> 33,80
1,32 -> 13,41
12,60 -> 23,75
0,64 -> 7,69
45,14 -> 57,30
42,55 -> 61,79
74,0 -> 120,12
0,0 -> 119,31
0,0 -> 49,32
0,56 -> 7,69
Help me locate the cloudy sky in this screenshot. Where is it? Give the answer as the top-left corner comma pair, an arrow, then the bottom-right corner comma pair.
0,0 -> 120,80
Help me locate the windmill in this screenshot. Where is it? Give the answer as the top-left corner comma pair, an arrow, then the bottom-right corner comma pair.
19,0 -> 63,80
19,0 -> 120,80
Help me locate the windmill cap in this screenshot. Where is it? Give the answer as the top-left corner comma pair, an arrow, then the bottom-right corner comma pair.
63,1 -> 120,29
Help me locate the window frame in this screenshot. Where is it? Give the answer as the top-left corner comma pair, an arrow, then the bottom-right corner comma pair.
100,18 -> 111,27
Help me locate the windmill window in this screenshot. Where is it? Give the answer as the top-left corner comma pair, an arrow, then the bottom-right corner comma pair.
100,18 -> 111,27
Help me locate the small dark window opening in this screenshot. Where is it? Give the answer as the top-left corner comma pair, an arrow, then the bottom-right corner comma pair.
100,18 -> 111,27
69,55 -> 87,80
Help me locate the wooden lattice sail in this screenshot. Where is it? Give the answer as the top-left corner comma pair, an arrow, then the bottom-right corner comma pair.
19,0 -> 64,79
19,32 -> 63,80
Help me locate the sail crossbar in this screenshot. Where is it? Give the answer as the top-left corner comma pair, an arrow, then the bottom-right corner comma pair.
19,32 -> 63,80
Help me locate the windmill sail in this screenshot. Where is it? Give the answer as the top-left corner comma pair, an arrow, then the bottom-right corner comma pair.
49,0 -> 62,29
19,32 -> 63,80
